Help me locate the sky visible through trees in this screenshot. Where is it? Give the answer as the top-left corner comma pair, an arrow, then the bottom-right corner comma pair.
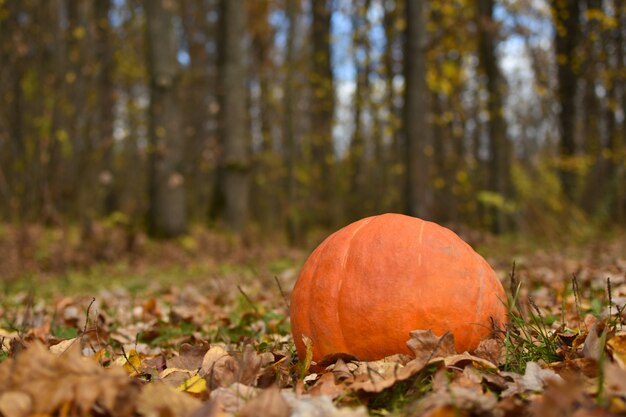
121,1 -> 551,155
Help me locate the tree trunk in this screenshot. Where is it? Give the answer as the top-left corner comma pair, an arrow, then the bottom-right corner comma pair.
145,0 -> 187,237
349,0 -> 370,219
3,0 -> 25,220
551,0 -> 580,200
310,0 -> 336,226
404,0 -> 432,219
579,0 -> 607,216
216,0 -> 249,234
284,0 -> 299,244
614,0 -> 626,223
95,0 -> 116,216
67,1 -> 93,223
180,0 -> 213,222
477,0 -> 511,233
432,90 -> 456,223
248,0 -> 279,230
383,0 -> 401,211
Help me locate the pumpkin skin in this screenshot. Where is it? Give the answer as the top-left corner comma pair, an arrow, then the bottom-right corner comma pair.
290,213 -> 507,362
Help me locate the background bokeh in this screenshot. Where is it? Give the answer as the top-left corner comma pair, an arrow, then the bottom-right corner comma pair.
1,0 -> 625,244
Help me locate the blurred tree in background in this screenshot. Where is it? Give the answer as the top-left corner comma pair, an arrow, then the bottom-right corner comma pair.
1,0 -> 625,243
212,0 -> 249,233
145,0 -> 187,237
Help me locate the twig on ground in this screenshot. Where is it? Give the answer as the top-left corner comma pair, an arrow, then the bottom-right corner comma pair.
237,285 -> 259,314
274,275 -> 290,312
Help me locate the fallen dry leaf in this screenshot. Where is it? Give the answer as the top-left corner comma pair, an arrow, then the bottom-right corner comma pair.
137,382 -> 202,417
26,317 -> 51,341
209,383 -> 259,414
607,333 -> 626,370
604,362 -> 626,398
0,391 -> 32,417
331,358 -> 354,384
161,366 -> 198,387
502,362 -> 563,397
0,341 -> 132,415
238,386 -> 290,417
200,344 -> 263,389
582,322 -> 606,361
0,328 -> 19,348
421,405 -> 470,417
417,367 -> 499,416
350,356 -> 437,393
235,344 -> 264,386
201,346 -> 238,389
443,352 -> 498,370
200,346 -> 228,372
308,371 -> 346,398
48,337 -> 79,355
187,400 -> 222,417
281,392 -> 369,417
548,358 -> 599,379
347,333 -> 486,394
529,377 -> 586,417
462,365 -> 509,391
406,330 -> 456,362
303,372 -> 318,383
474,338 -> 505,365
169,342 -> 211,371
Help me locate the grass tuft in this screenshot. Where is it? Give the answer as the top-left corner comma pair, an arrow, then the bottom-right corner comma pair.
502,265 -> 561,373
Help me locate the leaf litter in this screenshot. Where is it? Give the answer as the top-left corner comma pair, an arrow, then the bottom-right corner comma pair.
0,236 -> 626,416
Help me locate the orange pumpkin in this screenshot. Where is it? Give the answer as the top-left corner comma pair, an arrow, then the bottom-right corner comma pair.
290,213 -> 507,362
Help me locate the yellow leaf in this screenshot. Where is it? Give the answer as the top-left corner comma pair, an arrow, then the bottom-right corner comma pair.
607,334 -> 626,370
442,60 -> 458,80
456,170 -> 468,184
610,397 -> 626,414
176,374 -> 207,394
72,26 -> 86,40
120,349 -> 142,376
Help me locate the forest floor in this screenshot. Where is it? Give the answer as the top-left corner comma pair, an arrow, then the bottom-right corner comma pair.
1,224 -> 626,417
